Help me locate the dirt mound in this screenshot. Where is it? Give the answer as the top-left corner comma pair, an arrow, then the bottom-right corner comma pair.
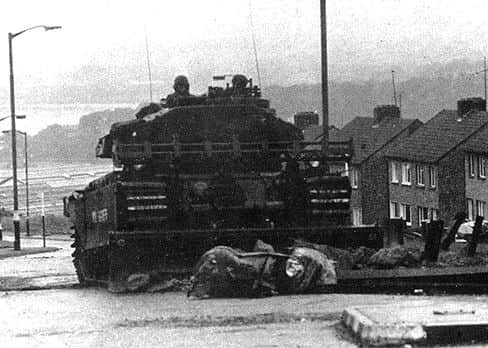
367,246 -> 421,269
292,239 -> 355,270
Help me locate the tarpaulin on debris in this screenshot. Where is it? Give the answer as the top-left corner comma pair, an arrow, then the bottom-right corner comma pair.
187,245 -> 337,299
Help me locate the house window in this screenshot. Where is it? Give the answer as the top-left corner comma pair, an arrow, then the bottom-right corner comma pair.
416,165 -> 425,186
430,208 -> 438,221
467,199 -> 474,220
468,154 -> 475,177
401,204 -> 412,226
417,206 -> 429,226
429,166 -> 436,188
476,200 -> 486,218
478,156 -> 486,179
391,161 -> 400,183
351,167 -> 359,189
390,201 -> 400,218
352,208 -> 362,226
401,163 -> 411,185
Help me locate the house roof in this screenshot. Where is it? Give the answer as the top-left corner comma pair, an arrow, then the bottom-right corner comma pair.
330,116 -> 420,164
386,110 -> 488,163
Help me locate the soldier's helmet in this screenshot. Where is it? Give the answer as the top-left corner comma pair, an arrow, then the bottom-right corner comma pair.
232,74 -> 248,89
174,75 -> 190,90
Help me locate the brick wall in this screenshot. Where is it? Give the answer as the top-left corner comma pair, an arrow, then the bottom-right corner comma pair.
360,121 -> 422,225
361,155 -> 389,225
388,160 -> 439,227
350,164 -> 362,224
464,152 -> 488,218
438,150 -> 465,223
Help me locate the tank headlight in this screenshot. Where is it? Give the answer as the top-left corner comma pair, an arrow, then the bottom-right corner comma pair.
285,258 -> 304,278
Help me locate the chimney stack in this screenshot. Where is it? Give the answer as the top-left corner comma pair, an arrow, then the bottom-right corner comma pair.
294,111 -> 320,130
373,105 -> 400,124
457,97 -> 486,118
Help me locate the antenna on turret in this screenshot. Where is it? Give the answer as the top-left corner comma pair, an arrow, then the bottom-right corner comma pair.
144,25 -> 153,102
248,0 -> 262,89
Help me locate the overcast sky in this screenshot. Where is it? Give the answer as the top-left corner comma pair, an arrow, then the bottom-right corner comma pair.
1,0 -> 488,92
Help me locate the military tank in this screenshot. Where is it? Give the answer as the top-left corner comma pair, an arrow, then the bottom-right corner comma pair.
64,75 -> 380,292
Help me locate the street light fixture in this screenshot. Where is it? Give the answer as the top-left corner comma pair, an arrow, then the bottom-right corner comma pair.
3,130 -> 30,236
8,25 -> 61,250
0,115 -> 25,123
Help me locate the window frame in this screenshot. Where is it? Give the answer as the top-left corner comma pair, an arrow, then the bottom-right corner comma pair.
429,166 -> 436,188
469,154 -> 475,178
352,207 -> 362,226
430,208 -> 438,221
401,163 -> 411,185
416,165 -> 425,187
476,200 -> 486,218
417,206 -> 430,226
391,161 -> 400,183
479,155 -> 486,179
390,201 -> 400,218
351,166 -> 359,189
467,198 -> 474,220
401,203 -> 412,226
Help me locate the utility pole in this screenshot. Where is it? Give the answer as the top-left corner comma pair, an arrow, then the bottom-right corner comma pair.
484,56 -> 487,103
23,132 -> 29,236
320,0 -> 328,154
391,70 -> 398,107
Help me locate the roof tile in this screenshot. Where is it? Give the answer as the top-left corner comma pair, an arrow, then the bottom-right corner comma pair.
331,117 -> 420,164
386,110 -> 488,163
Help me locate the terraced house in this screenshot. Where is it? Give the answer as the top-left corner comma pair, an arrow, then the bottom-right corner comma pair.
332,105 -> 422,226
385,98 -> 488,227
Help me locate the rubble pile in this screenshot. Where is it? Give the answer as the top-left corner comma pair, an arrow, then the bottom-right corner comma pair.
435,250 -> 488,267
367,246 -> 421,269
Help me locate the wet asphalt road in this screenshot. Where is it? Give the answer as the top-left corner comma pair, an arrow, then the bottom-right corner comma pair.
2,237 -> 488,347
4,289 -> 488,348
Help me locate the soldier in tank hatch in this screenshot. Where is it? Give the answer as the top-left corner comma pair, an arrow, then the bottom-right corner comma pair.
165,75 -> 193,107
231,74 -> 249,96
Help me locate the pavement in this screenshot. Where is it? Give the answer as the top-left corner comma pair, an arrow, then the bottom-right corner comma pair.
0,232 -> 77,291
0,239 -> 59,259
343,300 -> 488,346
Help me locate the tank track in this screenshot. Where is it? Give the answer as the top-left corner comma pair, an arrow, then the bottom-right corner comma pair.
71,228 -> 88,286
70,228 -> 109,287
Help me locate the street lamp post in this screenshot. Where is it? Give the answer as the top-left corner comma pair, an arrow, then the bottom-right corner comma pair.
2,130 -> 29,236
8,25 -> 61,250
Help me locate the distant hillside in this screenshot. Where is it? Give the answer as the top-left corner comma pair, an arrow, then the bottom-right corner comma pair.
0,108 -> 134,163
265,71 -> 484,126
